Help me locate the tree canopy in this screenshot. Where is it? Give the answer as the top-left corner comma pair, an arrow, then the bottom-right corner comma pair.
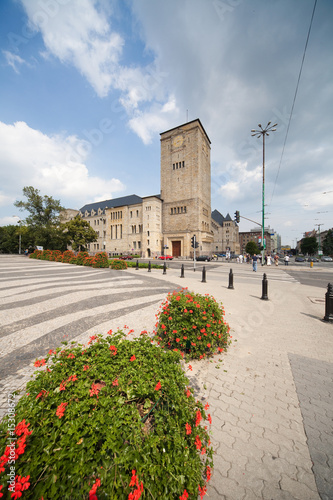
63,215 -> 97,251
300,236 -> 318,256
322,229 -> 333,255
245,241 -> 259,256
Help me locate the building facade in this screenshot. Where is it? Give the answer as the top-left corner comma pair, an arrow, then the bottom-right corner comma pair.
74,118 -> 239,258
239,227 -> 279,255
211,210 -> 240,254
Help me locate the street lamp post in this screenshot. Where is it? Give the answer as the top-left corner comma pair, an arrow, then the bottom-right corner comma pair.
13,215 -> 22,254
251,122 -> 277,265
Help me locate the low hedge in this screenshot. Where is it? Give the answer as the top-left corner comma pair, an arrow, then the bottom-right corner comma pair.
0,332 -> 213,499
29,250 -> 109,269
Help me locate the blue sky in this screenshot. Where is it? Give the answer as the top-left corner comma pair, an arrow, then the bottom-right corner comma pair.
0,0 -> 332,246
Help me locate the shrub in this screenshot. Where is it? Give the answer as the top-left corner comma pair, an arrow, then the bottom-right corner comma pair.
83,256 -> 95,266
75,251 -> 89,265
92,252 -> 109,268
29,250 -> 42,259
62,250 -> 76,263
0,332 -> 213,499
49,250 -> 62,261
155,289 -> 230,360
40,249 -> 53,261
110,258 -> 128,270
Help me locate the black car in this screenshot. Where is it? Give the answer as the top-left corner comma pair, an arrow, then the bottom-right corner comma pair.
295,256 -> 305,262
307,257 -> 319,262
195,255 -> 211,261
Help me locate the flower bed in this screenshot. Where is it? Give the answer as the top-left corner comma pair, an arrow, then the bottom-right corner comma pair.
155,289 -> 230,360
0,331 -> 213,499
29,250 -> 109,268
110,258 -> 128,270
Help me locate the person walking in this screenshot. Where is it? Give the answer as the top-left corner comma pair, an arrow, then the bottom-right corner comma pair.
252,254 -> 258,272
274,254 -> 279,266
284,254 -> 289,266
267,255 -> 272,266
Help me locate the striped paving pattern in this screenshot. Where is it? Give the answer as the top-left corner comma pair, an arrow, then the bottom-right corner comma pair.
0,256 -> 177,419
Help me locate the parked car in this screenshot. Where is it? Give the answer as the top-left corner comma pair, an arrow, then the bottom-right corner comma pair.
158,255 -> 173,260
217,253 -> 226,257
307,257 -> 319,262
195,255 -> 211,261
321,256 -> 333,262
295,256 -> 305,262
119,255 -> 133,260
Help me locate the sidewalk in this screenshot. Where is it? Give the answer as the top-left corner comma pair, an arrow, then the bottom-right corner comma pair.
132,263 -> 333,500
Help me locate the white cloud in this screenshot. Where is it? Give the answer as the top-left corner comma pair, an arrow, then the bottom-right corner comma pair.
0,121 -> 125,209
20,0 -> 123,98
2,51 -> 27,73
128,97 -> 179,144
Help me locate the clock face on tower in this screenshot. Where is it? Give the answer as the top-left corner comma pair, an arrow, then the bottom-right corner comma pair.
172,135 -> 184,148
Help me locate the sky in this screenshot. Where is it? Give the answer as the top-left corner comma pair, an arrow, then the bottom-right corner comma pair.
0,0 -> 332,247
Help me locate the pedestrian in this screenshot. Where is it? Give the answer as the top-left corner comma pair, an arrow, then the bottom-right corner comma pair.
239,254 -> 243,264
267,255 -> 271,266
252,253 -> 258,272
274,254 -> 279,266
284,255 -> 289,266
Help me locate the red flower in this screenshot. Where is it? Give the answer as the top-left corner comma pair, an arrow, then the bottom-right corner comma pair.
83,365 -> 90,371
199,485 -> 207,499
207,414 -> 212,424
0,485 -> 3,497
206,465 -> 212,481
107,329 -> 113,335
186,389 -> 191,398
201,447 -> 206,455
207,343 -> 211,348
109,345 -> 117,356
34,359 -> 46,367
185,423 -> 192,435
176,338 -> 180,343
195,435 -> 202,450
195,410 -> 202,426
155,381 -> 162,391
112,379 -> 119,386
188,365 -> 192,371
130,355 -> 136,362
36,390 -> 49,400
89,384 -> 100,397
179,489 -> 189,500
15,420 -> 32,437
204,403 -> 209,410
67,353 -> 75,359
161,324 -> 166,330
56,402 -> 68,418
89,478 -> 101,500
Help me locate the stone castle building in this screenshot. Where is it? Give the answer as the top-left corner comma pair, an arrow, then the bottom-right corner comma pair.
71,119 -> 239,257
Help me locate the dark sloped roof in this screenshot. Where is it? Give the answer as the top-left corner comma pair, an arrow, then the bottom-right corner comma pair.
224,213 -> 233,221
80,194 -> 143,214
211,209 -> 225,226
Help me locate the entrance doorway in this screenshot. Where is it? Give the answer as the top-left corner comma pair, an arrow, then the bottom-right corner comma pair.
172,241 -> 181,257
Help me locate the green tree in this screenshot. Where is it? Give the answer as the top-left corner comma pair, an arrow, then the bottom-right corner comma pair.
300,236 -> 318,255
0,225 -> 35,254
14,186 -> 66,250
245,241 -> 259,256
62,215 -> 97,251
322,229 -> 333,255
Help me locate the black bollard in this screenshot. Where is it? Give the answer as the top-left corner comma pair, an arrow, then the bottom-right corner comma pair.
261,273 -> 268,300
228,268 -> 234,289
201,266 -> 206,283
135,260 -> 139,270
148,261 -> 151,272
180,264 -> 185,278
163,261 -> 167,275
324,283 -> 333,322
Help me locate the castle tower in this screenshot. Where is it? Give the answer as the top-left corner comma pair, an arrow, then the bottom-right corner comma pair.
160,119 -> 213,257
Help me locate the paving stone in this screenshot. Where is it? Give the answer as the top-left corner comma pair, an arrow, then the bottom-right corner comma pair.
279,474 -> 320,500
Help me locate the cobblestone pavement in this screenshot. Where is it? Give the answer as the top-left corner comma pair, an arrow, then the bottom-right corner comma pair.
0,256 -> 177,417
1,256 -> 332,500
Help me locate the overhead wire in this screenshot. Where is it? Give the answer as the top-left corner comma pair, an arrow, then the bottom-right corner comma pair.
269,0 -> 318,206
